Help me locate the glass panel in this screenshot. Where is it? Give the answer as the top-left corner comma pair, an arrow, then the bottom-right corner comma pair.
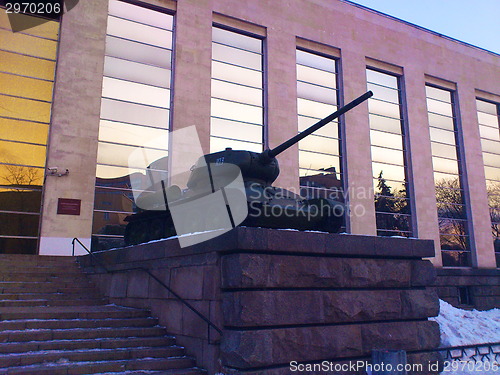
0,72 -> 53,102
441,248 -> 470,267
211,98 -> 262,124
296,50 -> 335,72
212,61 -> 262,88
437,203 -> 466,219
0,187 -> 42,213
372,162 -> 405,183
427,97 -> 453,116
368,99 -> 401,119
97,142 -> 167,169
479,125 -> 500,141
96,164 -> 147,181
484,166 -> 500,181
0,165 -> 44,187
432,156 -> 459,175
211,79 -> 262,106
296,65 -> 336,88
297,82 -> 337,105
0,94 -> 51,122
92,211 -> 128,235
367,69 -> 398,88
477,111 -> 499,127
299,150 -> 340,171
368,114 -> 402,134
299,134 -> 339,155
370,130 -> 403,150
367,82 -> 399,104
427,112 -> 455,131
0,141 -> 47,167
100,99 -> 169,128
102,77 -> 170,108
483,152 -> 500,168
0,213 -> 39,236
98,121 -> 169,148
298,116 -> 339,138
481,138 -> 500,154
212,28 -> 261,53
426,86 -> 451,103
0,237 -> 37,254
107,16 -> 173,49
103,56 -> 171,88
371,146 -> 404,166
0,28 -> 58,59
0,118 -> 48,144
297,98 -> 335,119
210,136 -> 262,153
0,50 -> 55,80
477,99 -> 498,115
212,43 -> 261,70
106,36 -> 172,68
431,142 -> 458,160
108,0 -> 173,30
434,171 -> 460,186
0,11 -> 59,39
429,127 -> 457,145
210,118 -> 262,144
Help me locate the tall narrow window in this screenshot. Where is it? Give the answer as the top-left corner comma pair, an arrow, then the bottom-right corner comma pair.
476,99 -> 500,267
0,11 -> 59,254
426,85 -> 470,267
367,69 -> 412,237
211,27 -> 264,152
296,50 -> 342,209
92,0 -> 174,250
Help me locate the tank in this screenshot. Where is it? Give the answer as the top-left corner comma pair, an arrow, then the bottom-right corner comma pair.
124,91 -> 373,246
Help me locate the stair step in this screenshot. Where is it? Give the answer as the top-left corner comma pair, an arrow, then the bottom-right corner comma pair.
0,255 -> 77,266
0,336 -> 176,354
0,299 -> 106,307
0,282 -> 96,292
0,326 -> 168,342
0,317 -> 158,331
0,356 -> 196,375
0,305 -> 150,320
0,274 -> 91,282
0,346 -> 185,367
0,292 -> 102,301
94,370 -> 206,375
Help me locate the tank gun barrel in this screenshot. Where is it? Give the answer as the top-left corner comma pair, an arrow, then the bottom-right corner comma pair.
261,91 -> 373,162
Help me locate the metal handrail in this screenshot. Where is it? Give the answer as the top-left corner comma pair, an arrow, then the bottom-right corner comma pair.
71,238 -> 223,341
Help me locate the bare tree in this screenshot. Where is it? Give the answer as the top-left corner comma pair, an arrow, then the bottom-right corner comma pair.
1,164 -> 42,187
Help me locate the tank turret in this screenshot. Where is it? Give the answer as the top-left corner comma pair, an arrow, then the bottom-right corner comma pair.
124,91 -> 373,245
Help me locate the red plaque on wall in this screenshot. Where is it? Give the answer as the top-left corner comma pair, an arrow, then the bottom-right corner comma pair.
57,198 -> 81,215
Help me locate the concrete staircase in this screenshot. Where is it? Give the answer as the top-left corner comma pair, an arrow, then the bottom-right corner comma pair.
0,254 -> 205,375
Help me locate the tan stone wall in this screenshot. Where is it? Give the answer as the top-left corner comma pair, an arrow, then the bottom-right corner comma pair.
41,0 -> 500,266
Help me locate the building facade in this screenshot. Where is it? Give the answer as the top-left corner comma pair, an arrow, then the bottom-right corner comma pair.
1,0 -> 499,299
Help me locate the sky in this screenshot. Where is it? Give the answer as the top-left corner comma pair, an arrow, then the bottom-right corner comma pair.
346,0 -> 500,55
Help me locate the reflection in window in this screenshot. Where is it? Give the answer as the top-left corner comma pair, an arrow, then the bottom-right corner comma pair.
426,85 -> 470,267
367,69 -> 412,237
297,50 -> 343,217
92,0 -> 173,250
210,27 -> 263,153
0,10 -> 59,254
476,99 -> 500,267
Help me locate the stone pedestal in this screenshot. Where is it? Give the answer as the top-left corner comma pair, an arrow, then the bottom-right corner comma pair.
81,227 -> 441,375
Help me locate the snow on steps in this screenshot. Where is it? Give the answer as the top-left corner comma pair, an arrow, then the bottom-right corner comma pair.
0,254 -> 206,375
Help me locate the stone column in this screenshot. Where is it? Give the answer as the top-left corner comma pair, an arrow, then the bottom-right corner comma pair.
39,0 -> 108,255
